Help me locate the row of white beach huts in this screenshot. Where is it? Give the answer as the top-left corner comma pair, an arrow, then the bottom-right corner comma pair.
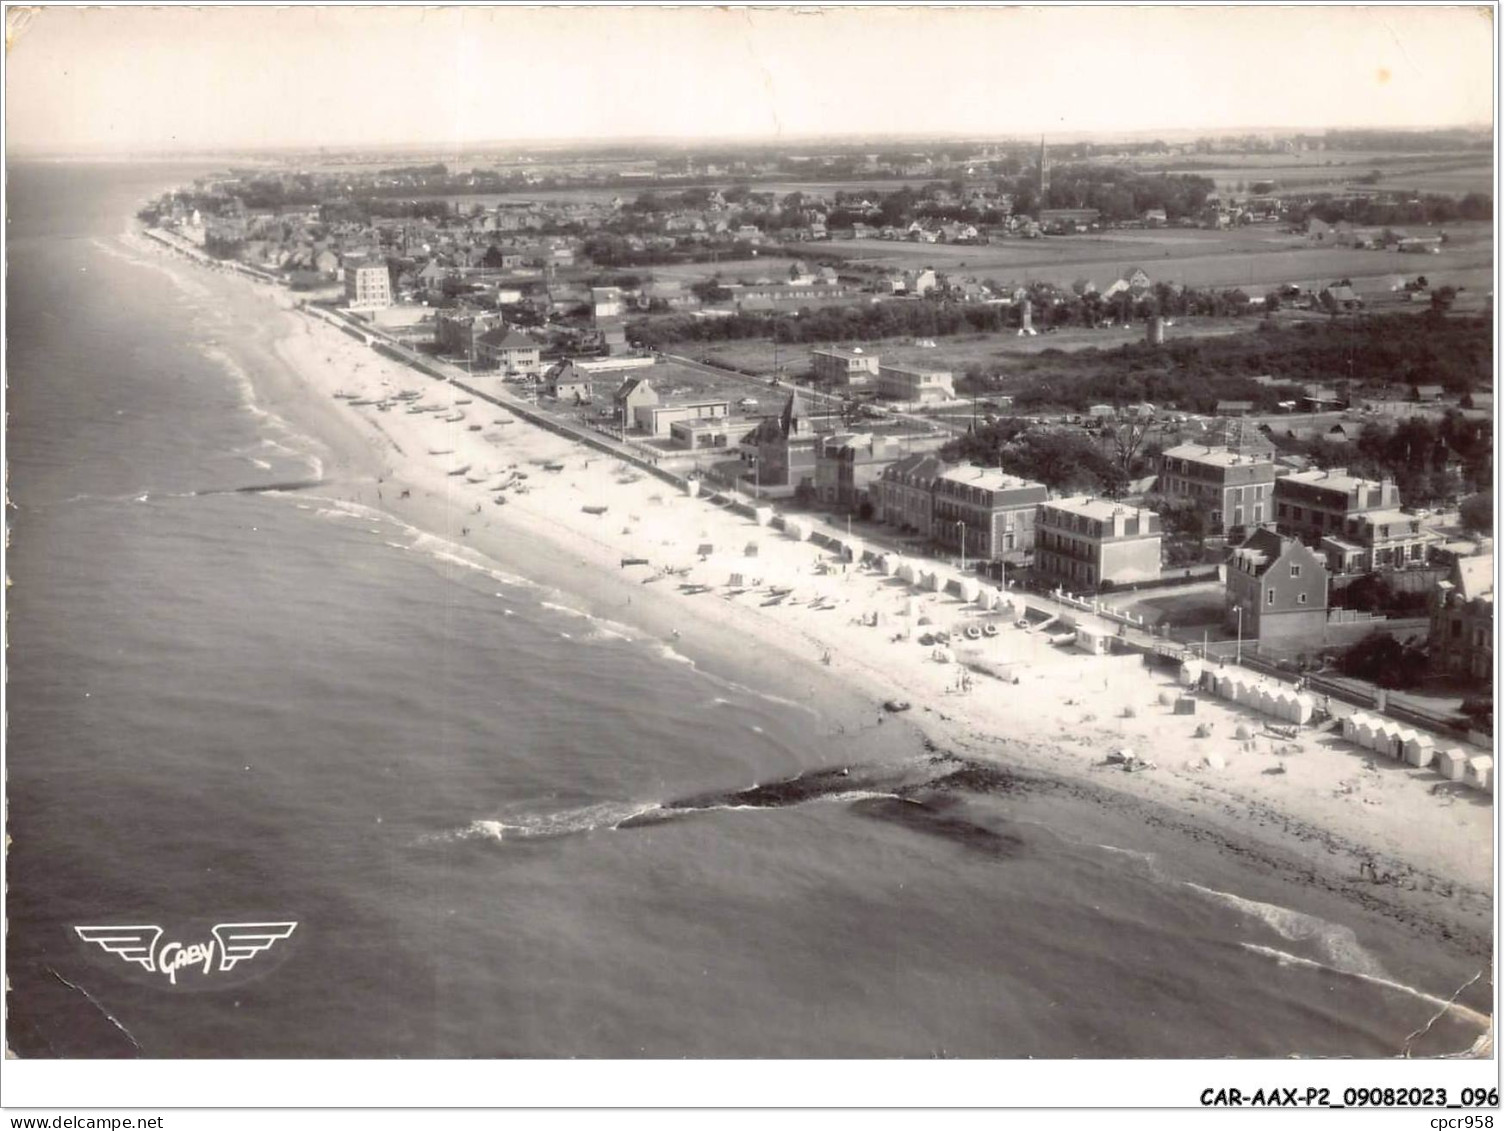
1340,711 -> 1492,792
1179,660 -> 1492,794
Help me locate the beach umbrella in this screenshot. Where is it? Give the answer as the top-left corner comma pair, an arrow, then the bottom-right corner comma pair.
1466,756 -> 1493,792
1403,733 -> 1435,768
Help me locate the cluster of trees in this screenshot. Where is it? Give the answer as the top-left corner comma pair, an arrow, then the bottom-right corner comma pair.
1298,411 -> 1492,503
992,314 -> 1492,413
1338,631 -> 1429,689
627,299 -> 1020,349
939,420 -> 1126,497
1012,168 -> 1217,223
1334,572 -> 1431,618
1289,191 -> 1491,227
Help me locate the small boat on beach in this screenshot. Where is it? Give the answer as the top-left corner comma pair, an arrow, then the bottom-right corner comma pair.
983,623 -> 999,637
443,412 -> 465,423
542,462 -> 565,472
454,398 -> 473,405
447,465 -> 472,477
493,495 -> 508,506
428,448 -> 454,456
582,505 -> 608,516
468,424 -> 482,431
883,699 -> 912,713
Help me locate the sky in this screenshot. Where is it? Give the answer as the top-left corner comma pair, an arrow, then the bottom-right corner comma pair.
4,5 -> 1496,154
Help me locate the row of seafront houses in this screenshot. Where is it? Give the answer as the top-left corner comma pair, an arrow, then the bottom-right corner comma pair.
688,388 -> 1489,675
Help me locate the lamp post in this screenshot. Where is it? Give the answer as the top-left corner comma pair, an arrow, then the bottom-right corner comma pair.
958,520 -> 967,571
1234,604 -> 1243,666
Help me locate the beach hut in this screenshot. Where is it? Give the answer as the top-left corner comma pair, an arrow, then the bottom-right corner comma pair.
684,479 -> 701,498
841,538 -> 863,563
896,562 -> 917,585
1402,732 -> 1436,768
1378,721 -> 1407,759
955,577 -> 981,602
1179,660 -> 1203,688
1342,713 -> 1370,742
1354,719 -> 1380,751
1465,756 -> 1493,793
1436,747 -> 1469,781
1255,685 -> 1277,717
786,518 -> 811,542
1289,693 -> 1315,726
1391,729 -> 1419,762
876,554 -> 898,577
920,570 -> 942,593
1214,672 -> 1236,700
753,506 -> 773,527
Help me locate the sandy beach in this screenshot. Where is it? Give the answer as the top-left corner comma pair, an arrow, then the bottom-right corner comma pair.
130,229 -> 1494,1035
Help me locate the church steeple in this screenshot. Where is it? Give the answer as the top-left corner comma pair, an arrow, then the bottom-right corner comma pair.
1038,134 -> 1049,199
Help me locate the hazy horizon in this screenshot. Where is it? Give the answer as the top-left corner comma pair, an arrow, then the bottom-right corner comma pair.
5,6 -> 1495,157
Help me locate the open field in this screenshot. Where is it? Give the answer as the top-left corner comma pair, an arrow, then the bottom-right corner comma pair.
1113,150 -> 1494,195
817,222 -> 1493,296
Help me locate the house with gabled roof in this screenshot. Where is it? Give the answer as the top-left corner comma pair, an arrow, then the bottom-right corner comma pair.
1430,554 -> 1493,685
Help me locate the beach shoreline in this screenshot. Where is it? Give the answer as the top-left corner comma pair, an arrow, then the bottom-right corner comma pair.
126,222 -> 1494,1040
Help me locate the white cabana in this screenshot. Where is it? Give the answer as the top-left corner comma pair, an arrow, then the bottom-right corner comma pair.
684,479 -> 701,498
1179,660 -> 1203,687
974,588 -> 995,610
955,577 -> 981,602
1075,624 -> 1112,655
1255,685 -> 1277,716
753,506 -> 773,527
1391,729 -> 1419,762
896,563 -> 917,585
1355,719 -> 1380,750
840,538 -> 863,562
785,518 -> 810,542
876,554 -> 899,577
1289,693 -> 1315,725
1215,672 -> 1236,700
1466,756 -> 1493,792
920,570 -> 942,593
1377,721 -> 1406,759
1403,733 -> 1436,768
1436,747 -> 1469,781
1341,713 -> 1363,741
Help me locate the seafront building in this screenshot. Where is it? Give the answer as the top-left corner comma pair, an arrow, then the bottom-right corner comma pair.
871,452 -> 949,538
476,328 -> 542,375
1224,528 -> 1330,646
344,259 -> 393,310
931,469 -> 1048,563
814,433 -> 905,511
1429,554 -> 1494,686
1034,498 -> 1162,589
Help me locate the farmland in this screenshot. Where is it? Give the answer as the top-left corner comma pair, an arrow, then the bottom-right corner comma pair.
805,221 -> 1493,296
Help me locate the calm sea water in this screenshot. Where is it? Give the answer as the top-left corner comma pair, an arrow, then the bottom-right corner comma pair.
4,163 -> 1486,1058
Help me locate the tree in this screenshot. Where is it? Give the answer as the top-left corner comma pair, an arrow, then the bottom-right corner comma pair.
1460,490 -> 1493,535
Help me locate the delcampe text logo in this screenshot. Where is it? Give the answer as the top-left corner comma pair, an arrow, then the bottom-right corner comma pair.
74,922 -> 298,985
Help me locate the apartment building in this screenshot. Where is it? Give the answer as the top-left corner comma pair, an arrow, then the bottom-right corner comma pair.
1273,468 -> 1402,545
810,346 -> 880,387
1158,443 -> 1275,536
932,468 -> 1048,562
1034,498 -> 1162,589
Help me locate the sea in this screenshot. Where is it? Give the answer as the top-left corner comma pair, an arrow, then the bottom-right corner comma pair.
4,162 -> 1490,1059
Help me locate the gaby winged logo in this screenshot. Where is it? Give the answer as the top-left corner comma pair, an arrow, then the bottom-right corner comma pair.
74,922 -> 297,985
